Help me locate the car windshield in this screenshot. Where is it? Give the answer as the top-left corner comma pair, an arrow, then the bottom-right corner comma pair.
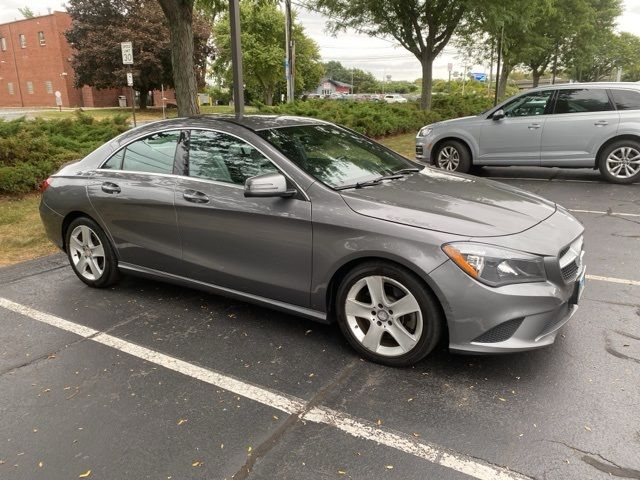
257,124 -> 415,189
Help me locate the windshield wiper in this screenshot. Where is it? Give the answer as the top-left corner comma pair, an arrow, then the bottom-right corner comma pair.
335,174 -> 404,190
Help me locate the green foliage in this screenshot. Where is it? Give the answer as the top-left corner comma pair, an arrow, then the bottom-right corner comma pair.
257,94 -> 492,137
0,113 -> 128,195
212,2 -> 323,105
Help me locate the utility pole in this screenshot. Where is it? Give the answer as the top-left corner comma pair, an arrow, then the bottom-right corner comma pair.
551,41 -> 558,85
284,0 -> 294,103
351,68 -> 354,94
229,0 -> 244,117
493,25 -> 503,106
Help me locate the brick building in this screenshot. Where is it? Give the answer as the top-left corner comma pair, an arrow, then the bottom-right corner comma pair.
0,11 -> 175,109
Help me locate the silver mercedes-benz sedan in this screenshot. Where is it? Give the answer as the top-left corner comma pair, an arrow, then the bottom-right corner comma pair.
40,115 -> 586,367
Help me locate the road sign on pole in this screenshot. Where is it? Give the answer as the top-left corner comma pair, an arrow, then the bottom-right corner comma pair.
126,72 -> 133,86
120,42 -> 133,65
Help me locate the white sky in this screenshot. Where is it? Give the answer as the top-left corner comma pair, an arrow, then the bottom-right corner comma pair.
2,0 -> 640,81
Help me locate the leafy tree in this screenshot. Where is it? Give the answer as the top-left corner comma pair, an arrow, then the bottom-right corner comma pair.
18,6 -> 35,18
322,61 -> 379,92
311,0 -> 469,110
212,2 -> 323,105
66,0 -> 210,110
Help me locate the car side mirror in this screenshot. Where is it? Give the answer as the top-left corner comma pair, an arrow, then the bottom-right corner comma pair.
244,172 -> 296,198
492,109 -> 505,121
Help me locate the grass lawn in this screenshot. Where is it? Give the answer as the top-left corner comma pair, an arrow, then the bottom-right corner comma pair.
0,133 -> 417,267
0,195 -> 58,267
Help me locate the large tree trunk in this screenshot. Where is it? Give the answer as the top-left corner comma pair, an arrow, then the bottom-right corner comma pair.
497,61 -> 512,99
157,0 -> 199,116
531,69 -> 541,88
264,89 -> 273,106
420,52 -> 434,110
138,89 -> 149,110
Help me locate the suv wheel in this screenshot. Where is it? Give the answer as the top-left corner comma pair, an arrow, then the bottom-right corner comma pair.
335,261 -> 443,367
598,140 -> 640,184
434,140 -> 472,174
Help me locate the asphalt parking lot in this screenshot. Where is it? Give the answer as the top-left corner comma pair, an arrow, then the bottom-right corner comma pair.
1,166 -> 639,480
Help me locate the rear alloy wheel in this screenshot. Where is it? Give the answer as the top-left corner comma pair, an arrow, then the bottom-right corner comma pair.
435,140 -> 471,174
66,217 -> 120,288
336,262 -> 442,367
598,140 -> 640,184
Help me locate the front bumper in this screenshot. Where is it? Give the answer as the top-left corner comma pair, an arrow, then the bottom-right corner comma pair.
415,136 -> 432,162
430,258 -> 585,354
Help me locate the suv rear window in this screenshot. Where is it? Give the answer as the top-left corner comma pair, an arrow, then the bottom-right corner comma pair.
611,89 -> 640,110
553,89 -> 613,114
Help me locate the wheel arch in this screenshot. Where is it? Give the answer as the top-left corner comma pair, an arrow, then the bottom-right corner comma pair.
430,136 -> 474,166
595,134 -> 640,168
325,256 -> 450,338
61,211 -> 113,255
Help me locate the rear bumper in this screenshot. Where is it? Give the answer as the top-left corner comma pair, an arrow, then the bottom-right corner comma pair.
39,198 -> 64,250
430,259 -> 584,354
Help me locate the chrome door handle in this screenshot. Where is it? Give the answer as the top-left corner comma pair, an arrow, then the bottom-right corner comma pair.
528,123 -> 541,130
101,182 -> 121,194
594,120 -> 608,126
183,189 -> 209,204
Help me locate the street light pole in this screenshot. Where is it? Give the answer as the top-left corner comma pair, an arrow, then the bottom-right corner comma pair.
229,0 -> 245,118
284,0 -> 294,103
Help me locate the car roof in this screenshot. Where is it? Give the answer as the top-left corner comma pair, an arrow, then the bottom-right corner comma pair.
140,114 -> 329,132
528,82 -> 640,91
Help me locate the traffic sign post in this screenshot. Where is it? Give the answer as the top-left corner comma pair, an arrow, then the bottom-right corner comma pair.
54,91 -> 62,112
121,41 -> 136,127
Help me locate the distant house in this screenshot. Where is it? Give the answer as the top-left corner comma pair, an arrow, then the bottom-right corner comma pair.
315,77 -> 352,95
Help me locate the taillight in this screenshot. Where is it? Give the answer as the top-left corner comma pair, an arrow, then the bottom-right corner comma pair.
40,177 -> 52,192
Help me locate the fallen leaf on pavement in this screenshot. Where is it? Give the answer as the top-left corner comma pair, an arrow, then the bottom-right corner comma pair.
584,426 -> 592,432
385,465 -> 394,469
338,470 -> 346,475
78,470 -> 92,478
192,461 -> 203,467
177,419 -> 187,425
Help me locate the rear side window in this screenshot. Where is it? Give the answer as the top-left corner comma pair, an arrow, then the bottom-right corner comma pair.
100,132 -> 180,173
553,89 -> 613,114
611,89 -> 640,110
187,130 -> 277,185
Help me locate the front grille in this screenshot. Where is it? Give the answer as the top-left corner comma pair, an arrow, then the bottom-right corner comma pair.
415,145 -> 423,156
473,318 -> 524,343
561,261 -> 579,281
559,246 -> 570,258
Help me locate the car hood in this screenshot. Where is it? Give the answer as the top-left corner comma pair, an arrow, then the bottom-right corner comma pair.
339,169 -> 556,237
428,115 -> 479,129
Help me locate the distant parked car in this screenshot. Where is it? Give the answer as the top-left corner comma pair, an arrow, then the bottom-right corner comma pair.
384,94 -> 408,104
415,82 -> 640,184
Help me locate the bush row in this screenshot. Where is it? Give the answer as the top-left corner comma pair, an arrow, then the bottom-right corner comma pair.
257,93 -> 494,137
0,112 -> 129,195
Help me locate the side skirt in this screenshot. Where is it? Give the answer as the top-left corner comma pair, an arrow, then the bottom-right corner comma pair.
117,262 -> 329,323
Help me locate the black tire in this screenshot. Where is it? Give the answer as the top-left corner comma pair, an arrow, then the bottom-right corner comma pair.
65,216 -> 120,288
598,140 -> 640,184
335,261 -> 443,367
434,140 -> 472,174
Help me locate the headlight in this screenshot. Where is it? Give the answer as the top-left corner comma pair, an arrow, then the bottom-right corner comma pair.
442,242 -> 546,287
417,126 -> 432,137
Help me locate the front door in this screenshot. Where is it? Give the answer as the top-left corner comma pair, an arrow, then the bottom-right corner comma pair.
478,89 -> 554,165
174,129 -> 313,307
87,130 -> 183,274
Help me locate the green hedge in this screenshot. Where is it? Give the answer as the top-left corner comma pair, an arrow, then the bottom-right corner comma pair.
0,112 -> 128,195
257,93 -> 493,137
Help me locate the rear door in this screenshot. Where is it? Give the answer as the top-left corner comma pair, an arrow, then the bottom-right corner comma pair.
478,89 -> 554,165
173,128 -> 313,307
540,88 -> 620,166
87,130 -> 184,274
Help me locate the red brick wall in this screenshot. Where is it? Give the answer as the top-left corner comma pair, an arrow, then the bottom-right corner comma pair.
82,86 -> 123,107
0,12 -> 83,108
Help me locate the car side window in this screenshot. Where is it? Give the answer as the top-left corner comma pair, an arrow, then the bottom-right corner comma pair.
101,149 -> 125,169
501,90 -> 553,117
553,89 -> 613,114
611,89 -> 640,110
120,131 -> 180,174
187,130 -> 278,185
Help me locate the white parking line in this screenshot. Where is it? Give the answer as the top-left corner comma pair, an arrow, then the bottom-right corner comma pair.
586,275 -> 640,286
0,297 -> 531,480
568,209 -> 640,218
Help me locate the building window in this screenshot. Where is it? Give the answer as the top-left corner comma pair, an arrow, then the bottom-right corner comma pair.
1,37 -> 6,51
7,82 -> 14,95
38,31 -> 46,46
19,34 -> 26,48
45,81 -> 53,94
26,81 -> 34,94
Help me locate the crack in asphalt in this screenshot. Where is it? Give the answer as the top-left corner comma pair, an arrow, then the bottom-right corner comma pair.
231,359 -> 359,480
550,440 -> 640,479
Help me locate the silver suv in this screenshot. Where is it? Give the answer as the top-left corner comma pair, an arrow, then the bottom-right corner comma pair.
416,82 -> 640,183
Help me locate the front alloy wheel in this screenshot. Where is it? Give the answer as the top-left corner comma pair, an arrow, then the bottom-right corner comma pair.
336,262 -> 442,367
437,146 -> 460,171
69,225 -> 105,281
